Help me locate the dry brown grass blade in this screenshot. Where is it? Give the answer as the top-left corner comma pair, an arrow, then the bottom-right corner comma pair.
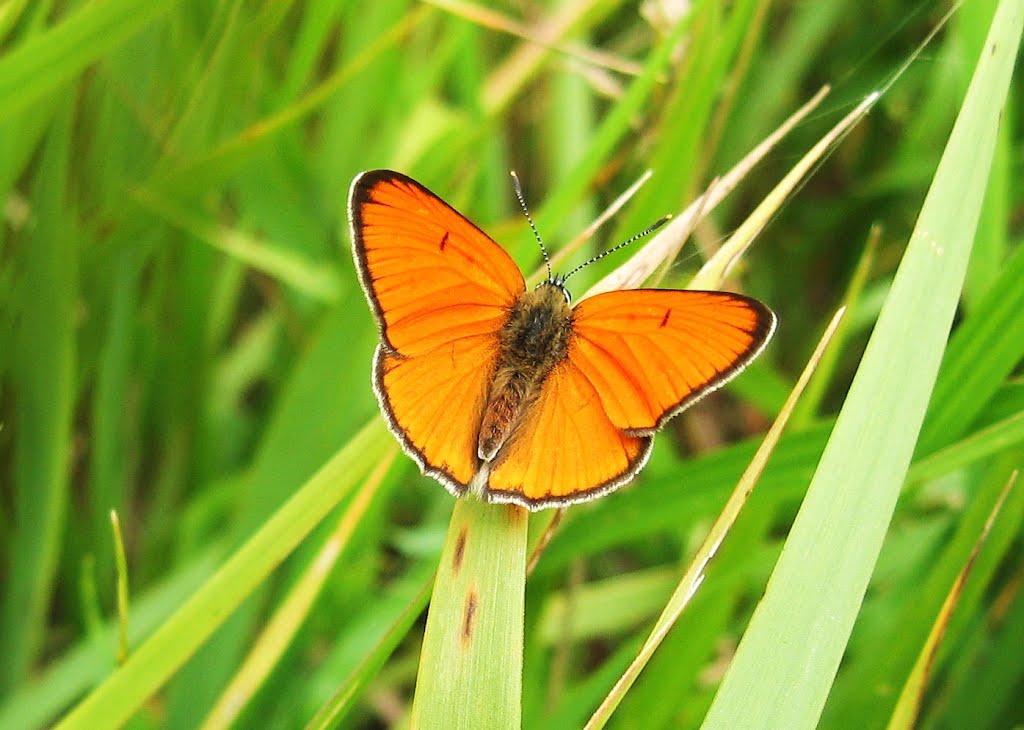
586,85 -> 831,297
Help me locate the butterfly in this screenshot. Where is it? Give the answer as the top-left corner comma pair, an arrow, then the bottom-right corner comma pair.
349,170 -> 776,510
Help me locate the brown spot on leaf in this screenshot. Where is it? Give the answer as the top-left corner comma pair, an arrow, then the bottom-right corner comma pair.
462,590 -> 478,645
452,526 -> 468,575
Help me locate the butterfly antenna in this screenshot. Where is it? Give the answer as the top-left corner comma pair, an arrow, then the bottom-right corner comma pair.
562,214 -> 672,282
510,171 -> 553,282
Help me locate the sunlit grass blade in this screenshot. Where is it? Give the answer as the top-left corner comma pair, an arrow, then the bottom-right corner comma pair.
409,497 -> 528,730
110,511 -> 130,665
886,472 -> 1017,730
585,308 -> 844,729
588,85 -> 830,296
701,3 -> 1023,727
691,90 -> 879,290
200,450 -> 396,730
425,0 -> 644,77
479,0 -> 615,115
55,419 -> 391,730
528,14 -> 693,239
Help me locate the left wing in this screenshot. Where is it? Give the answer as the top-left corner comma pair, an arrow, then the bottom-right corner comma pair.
349,170 -> 525,357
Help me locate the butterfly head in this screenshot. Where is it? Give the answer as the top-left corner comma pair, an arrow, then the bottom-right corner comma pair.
536,275 -> 571,304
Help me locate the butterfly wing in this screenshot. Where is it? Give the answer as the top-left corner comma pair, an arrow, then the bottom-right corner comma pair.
350,170 -> 526,356
485,358 -> 653,508
569,289 -> 776,433
350,170 -> 526,493
485,289 -> 774,507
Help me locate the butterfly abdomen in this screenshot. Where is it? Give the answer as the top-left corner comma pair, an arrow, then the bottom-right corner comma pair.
477,282 -> 572,462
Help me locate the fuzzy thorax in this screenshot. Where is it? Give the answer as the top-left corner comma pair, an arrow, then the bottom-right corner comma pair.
477,282 -> 572,461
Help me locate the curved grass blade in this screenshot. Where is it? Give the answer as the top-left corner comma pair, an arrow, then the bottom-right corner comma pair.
55,419 -> 391,730
701,3 -> 1023,727
586,309 -> 845,729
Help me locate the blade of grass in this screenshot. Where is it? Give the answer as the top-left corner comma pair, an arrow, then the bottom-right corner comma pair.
479,0 -> 615,115
791,224 -> 880,427
0,102 -> 76,692
586,85 -> 830,297
586,308 -> 845,729
110,511 -> 130,665
886,472 -> 1016,730
131,186 -> 342,302
0,0 -> 180,122
700,3 -> 1023,727
304,568 -> 435,730
918,235 -> 1024,454
425,0 -> 644,77
907,410 -> 1024,486
55,418 -> 391,730
200,449 -> 396,730
409,497 -> 528,730
823,448 -> 1024,728
691,90 -> 879,290
527,13 -> 693,242
935,566 -> 1024,728
0,546 -> 229,729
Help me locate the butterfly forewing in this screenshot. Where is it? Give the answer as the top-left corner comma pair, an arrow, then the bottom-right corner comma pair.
350,170 -> 525,356
569,290 -> 776,433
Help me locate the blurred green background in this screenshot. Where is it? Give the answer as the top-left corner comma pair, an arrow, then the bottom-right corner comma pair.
0,0 -> 1021,728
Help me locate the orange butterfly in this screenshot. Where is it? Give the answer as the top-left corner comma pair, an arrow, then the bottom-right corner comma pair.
349,170 -> 775,510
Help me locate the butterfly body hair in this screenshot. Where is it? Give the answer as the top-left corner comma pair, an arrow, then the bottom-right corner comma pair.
478,281 -> 572,462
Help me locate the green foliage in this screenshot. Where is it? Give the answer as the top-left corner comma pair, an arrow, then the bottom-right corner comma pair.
0,1 -> 1021,728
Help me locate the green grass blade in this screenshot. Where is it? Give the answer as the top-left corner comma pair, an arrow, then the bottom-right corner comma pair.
0,103 -> 76,692
55,418 -> 390,730
305,569 -> 434,729
200,452 -> 394,729
918,237 -> 1024,454
0,547 -> 228,730
586,309 -> 845,729
0,0 -> 179,122
410,497 -> 528,730
701,2 -> 1023,727
885,475 -> 1016,730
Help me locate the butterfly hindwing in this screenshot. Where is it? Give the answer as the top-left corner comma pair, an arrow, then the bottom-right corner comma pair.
486,358 -> 652,508
374,336 -> 497,493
